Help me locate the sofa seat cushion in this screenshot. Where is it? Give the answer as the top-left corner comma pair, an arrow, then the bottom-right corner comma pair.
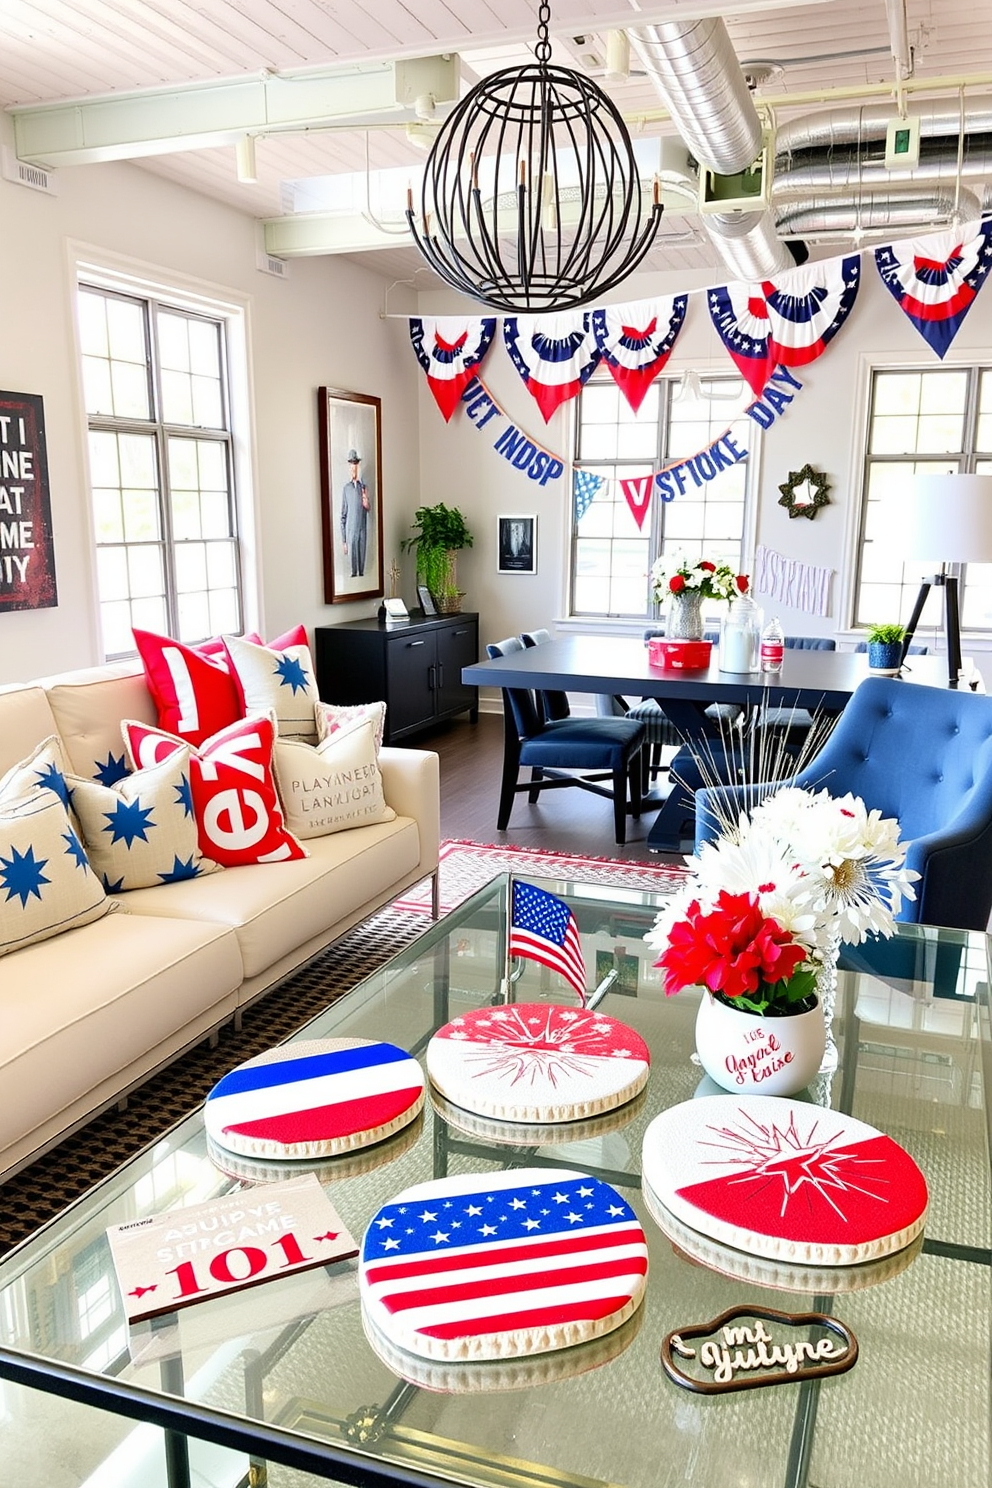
0,912 -> 242,1160
116,814 -> 422,978
0,684 -> 62,776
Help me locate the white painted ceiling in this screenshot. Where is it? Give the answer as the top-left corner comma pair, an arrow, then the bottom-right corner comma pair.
3,1 -> 991,286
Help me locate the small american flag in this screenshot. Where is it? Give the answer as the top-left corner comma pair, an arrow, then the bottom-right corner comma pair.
360,1170 -> 647,1356
510,880 -> 587,1004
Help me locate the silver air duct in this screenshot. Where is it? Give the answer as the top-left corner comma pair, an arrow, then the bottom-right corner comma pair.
629,19 -> 795,278
776,186 -> 985,238
775,97 -> 992,156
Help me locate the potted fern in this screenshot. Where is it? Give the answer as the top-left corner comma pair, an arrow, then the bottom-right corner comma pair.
401,503 -> 474,613
866,622 -> 905,673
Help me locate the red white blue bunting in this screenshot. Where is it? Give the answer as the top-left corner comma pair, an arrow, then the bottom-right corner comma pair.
708,256 -> 861,395
409,316 -> 497,421
573,469 -> 605,520
874,219 -> 992,358
503,314 -> 601,423
590,296 -> 687,413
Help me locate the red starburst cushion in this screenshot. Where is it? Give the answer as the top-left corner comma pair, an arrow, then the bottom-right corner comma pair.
122,714 -> 306,866
427,1004 -> 650,1123
133,627 -> 306,748
641,1094 -> 928,1266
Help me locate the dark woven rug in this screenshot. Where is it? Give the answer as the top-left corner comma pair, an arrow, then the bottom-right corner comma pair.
0,842 -> 686,1258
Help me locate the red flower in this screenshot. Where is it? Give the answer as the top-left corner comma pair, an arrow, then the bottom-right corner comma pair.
655,890 -> 808,1000
699,561 -> 716,572
669,574 -> 686,594
735,574 -> 749,593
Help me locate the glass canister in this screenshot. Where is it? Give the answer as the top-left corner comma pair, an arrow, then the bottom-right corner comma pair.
719,595 -> 762,673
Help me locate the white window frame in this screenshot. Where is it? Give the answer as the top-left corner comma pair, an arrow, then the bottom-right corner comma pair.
69,245 -> 259,659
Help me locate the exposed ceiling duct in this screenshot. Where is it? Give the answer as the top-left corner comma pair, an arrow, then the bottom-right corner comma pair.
628,18 -> 794,280
776,186 -> 986,239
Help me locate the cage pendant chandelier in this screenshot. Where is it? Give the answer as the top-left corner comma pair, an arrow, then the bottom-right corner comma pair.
406,4 -> 663,313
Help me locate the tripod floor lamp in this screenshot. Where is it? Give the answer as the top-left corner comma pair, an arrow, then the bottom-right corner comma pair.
898,473 -> 992,687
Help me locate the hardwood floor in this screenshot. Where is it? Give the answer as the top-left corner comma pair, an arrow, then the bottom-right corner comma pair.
404,711 -> 687,867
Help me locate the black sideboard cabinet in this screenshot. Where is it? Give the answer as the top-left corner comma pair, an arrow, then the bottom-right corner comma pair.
314,612 -> 479,743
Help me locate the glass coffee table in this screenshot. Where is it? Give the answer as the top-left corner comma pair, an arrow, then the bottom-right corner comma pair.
0,873 -> 989,1488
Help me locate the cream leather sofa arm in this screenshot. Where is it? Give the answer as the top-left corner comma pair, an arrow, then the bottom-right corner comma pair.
379,747 -> 441,878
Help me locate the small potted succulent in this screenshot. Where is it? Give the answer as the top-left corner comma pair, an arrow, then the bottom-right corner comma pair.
865,622 -> 905,674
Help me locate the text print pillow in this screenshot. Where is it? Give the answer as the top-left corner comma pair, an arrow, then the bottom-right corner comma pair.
272,720 -> 395,839
224,631 -> 320,743
123,715 -> 307,867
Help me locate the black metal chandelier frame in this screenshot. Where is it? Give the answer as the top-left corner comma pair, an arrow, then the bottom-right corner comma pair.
406,3 -> 663,312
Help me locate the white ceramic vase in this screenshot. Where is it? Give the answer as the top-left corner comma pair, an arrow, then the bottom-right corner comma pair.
694,991 -> 827,1097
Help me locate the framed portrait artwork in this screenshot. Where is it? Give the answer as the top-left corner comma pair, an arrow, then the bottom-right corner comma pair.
496,514 -> 537,575
318,387 -> 384,603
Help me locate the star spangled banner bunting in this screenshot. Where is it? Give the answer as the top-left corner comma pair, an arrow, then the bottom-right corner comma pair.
503,314 -> 601,423
708,256 -> 861,395
874,218 -> 992,358
574,469 -> 605,520
590,296 -> 688,413
410,316 -> 497,421
510,880 -> 587,1003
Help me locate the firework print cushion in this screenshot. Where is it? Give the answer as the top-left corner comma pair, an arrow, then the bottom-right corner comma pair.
359,1167 -> 648,1362
204,1037 -> 426,1160
224,629 -> 320,743
641,1094 -> 928,1266
426,1004 -> 650,1123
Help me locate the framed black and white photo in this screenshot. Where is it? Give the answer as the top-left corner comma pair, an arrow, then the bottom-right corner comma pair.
497,514 -> 537,575
318,387 -> 384,604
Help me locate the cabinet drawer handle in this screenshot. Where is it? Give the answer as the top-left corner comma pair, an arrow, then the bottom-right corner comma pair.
452,629 -> 468,636
408,639 -> 426,647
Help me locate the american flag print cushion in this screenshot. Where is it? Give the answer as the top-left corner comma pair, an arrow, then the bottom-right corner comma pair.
642,1095 -> 928,1267
426,1005 -> 650,1123
359,1168 -> 648,1361
204,1038 -> 425,1160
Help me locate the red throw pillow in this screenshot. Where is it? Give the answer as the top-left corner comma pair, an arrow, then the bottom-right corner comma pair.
122,715 -> 307,866
133,627 -> 299,748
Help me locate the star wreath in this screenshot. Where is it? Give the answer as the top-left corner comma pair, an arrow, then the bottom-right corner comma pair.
778,464 -> 830,520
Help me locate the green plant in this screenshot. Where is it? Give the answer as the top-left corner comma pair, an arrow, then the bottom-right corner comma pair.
401,503 -> 474,600
866,622 -> 905,645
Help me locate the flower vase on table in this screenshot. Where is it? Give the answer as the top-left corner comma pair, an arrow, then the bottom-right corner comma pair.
668,589 -> 705,640
645,787 -> 918,1092
650,552 -> 750,642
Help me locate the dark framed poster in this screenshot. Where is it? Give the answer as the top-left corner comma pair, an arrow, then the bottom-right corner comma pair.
317,387 -> 384,604
0,391 -> 56,611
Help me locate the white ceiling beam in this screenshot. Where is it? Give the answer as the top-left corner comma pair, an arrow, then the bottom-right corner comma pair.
12,56 -> 460,167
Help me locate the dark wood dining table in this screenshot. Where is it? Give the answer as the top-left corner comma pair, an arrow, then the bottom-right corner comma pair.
462,637 -> 970,849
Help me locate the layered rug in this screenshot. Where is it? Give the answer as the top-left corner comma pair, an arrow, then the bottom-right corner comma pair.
0,841 -> 687,1257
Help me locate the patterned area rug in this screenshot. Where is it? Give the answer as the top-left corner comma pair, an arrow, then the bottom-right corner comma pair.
0,841 -> 687,1258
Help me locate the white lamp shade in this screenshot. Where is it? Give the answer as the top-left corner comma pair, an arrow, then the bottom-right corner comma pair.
899,473 -> 992,563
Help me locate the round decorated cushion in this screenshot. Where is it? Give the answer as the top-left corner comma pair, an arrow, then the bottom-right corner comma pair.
426,1004 -> 650,1123
206,1110 -> 424,1185
204,1037 -> 425,1160
359,1168 -> 648,1362
430,1086 -> 646,1148
642,1094 -> 928,1267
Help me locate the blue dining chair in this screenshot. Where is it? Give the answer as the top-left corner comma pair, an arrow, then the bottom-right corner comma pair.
696,675 -> 992,931
487,636 -> 645,844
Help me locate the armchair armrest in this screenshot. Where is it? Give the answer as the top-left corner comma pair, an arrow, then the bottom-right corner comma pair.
379,747 -> 440,877
901,795 -> 992,930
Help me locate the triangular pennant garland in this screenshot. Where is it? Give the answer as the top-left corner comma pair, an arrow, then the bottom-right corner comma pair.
874,219 -> 992,358
707,282 -> 776,395
573,469 -> 605,520
410,316 -> 497,420
619,475 -> 655,530
503,313 -> 602,423
590,296 -> 688,412
762,254 -> 861,367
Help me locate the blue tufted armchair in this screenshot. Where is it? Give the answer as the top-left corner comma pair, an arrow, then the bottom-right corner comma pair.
695,676 -> 992,931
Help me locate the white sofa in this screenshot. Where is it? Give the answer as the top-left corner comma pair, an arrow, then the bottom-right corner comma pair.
0,659 -> 440,1182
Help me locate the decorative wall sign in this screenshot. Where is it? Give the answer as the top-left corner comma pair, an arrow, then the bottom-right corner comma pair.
318,387 -> 384,605
778,464 -> 831,519
0,390 -> 57,612
662,1307 -> 858,1394
753,545 -> 833,615
107,1173 -> 358,1323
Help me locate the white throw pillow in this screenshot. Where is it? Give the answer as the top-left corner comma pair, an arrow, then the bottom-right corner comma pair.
0,792 -> 113,956
68,747 -> 221,892
0,736 -> 75,814
315,699 -> 387,754
224,633 -> 320,743
272,720 -> 395,840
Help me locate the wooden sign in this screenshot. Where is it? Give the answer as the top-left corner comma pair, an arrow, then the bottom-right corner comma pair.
0,391 -> 57,612
662,1306 -> 858,1394
107,1173 -> 358,1323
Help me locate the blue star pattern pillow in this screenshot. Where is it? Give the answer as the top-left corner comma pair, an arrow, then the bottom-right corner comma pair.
224,633 -> 320,744
0,792 -> 113,957
67,747 -> 221,893
0,736 -> 76,816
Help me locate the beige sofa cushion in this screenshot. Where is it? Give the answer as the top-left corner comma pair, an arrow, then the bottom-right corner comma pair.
43,662 -> 155,782
0,684 -> 61,775
118,814 -> 421,978
0,912 -> 242,1161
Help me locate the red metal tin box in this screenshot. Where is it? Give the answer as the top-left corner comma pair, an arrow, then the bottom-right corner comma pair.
648,637 -> 712,670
